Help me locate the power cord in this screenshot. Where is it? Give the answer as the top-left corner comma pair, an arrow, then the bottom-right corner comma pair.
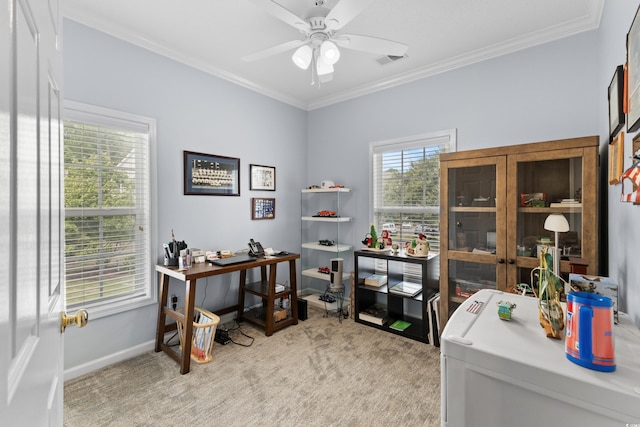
225,319 -> 254,347
166,331 -> 180,347
199,283 -> 208,308
166,295 -> 179,345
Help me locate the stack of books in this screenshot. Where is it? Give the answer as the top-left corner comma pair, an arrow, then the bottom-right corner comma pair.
363,273 -> 388,288
388,281 -> 422,297
549,198 -> 582,208
427,292 -> 441,347
358,304 -> 388,326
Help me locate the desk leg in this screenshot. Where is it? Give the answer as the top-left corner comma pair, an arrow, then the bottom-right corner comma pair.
155,273 -> 170,352
180,278 -> 197,375
237,269 -> 247,322
265,265 -> 277,336
289,259 -> 298,325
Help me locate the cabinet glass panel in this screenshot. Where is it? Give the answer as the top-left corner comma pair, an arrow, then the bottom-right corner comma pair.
448,165 -> 497,253
448,259 -> 497,301
516,157 -> 582,257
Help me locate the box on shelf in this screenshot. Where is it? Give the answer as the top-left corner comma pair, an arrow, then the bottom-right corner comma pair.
520,192 -> 547,207
274,308 -> 287,323
568,273 -> 618,323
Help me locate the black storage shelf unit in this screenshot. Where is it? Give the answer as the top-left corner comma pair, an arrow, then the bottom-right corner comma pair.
354,250 -> 439,343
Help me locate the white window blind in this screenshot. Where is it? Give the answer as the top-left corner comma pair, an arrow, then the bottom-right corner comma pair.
64,102 -> 155,315
371,130 -> 456,274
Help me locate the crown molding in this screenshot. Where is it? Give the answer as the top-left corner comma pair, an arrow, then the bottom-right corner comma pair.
65,0 -> 603,112
306,3 -> 604,110
63,16 -> 309,110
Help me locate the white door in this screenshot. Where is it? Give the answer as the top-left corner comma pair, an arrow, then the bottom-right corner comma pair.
0,0 -> 78,424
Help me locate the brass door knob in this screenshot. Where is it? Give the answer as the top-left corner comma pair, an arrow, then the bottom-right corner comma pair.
61,309 -> 89,332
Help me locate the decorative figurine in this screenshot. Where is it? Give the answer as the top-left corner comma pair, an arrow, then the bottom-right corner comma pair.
497,300 -> 517,320
381,229 -> 392,248
370,224 -> 379,248
414,234 -> 429,256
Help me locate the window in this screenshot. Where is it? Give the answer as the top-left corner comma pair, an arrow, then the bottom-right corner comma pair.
371,129 -> 456,254
64,101 -> 156,317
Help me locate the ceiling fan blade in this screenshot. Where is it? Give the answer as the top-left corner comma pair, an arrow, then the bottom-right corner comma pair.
334,34 -> 408,57
325,0 -> 375,32
251,0 -> 310,33
242,39 -> 308,62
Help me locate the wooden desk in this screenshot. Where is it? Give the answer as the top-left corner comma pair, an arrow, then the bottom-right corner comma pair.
155,253 -> 299,374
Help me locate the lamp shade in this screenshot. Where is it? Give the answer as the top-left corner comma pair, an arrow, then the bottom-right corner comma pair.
292,45 -> 312,70
316,56 -> 334,76
320,40 -> 340,65
544,214 -> 570,233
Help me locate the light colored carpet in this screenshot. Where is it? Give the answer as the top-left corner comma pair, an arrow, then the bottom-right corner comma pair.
64,308 -> 441,426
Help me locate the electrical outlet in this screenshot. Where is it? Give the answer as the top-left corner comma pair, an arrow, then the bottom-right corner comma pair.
171,294 -> 178,309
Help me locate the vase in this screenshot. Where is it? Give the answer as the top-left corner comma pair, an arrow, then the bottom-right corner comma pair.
532,264 -> 565,339
538,298 -> 564,339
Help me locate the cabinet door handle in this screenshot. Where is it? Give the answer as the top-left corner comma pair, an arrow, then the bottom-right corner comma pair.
497,258 -> 505,264
508,259 -> 515,264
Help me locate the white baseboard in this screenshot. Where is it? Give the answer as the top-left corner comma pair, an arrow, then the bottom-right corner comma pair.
64,340 -> 155,382
64,312 -> 238,382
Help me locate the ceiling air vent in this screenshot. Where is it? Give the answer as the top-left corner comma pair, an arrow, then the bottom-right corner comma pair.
376,54 -> 408,65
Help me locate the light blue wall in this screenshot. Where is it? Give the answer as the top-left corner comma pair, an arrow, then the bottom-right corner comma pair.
63,0 -> 640,373
307,29 -> 600,275
63,19 -> 307,371
598,1 -> 640,324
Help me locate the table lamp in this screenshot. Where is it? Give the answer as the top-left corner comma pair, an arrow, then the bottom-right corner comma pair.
543,213 -> 570,275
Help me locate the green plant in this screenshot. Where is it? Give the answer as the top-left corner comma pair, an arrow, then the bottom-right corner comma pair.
532,247 -> 565,339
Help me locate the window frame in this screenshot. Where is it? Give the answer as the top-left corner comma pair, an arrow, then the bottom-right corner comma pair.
63,100 -> 157,319
369,129 -> 457,252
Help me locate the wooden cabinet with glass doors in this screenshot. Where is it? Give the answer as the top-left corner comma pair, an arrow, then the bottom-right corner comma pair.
438,136 -> 599,331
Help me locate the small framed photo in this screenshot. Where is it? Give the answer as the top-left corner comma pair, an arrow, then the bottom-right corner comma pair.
249,164 -> 276,191
609,132 -> 625,185
251,197 -> 275,220
184,151 -> 240,196
609,65 -> 625,141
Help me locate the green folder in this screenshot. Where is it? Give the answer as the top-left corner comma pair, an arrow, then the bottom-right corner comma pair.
389,319 -> 411,331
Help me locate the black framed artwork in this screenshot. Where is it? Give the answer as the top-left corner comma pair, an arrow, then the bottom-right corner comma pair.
627,6 -> 640,132
183,151 -> 240,196
609,65 -> 625,140
249,164 -> 276,191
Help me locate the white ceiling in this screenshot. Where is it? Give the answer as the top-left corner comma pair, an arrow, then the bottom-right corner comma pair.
63,0 -> 604,110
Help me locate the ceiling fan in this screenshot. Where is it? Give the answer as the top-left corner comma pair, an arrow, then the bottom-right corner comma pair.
243,0 -> 408,85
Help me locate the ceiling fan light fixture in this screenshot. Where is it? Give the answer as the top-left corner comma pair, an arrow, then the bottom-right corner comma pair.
292,44 -> 312,70
316,56 -> 334,76
320,40 -> 340,65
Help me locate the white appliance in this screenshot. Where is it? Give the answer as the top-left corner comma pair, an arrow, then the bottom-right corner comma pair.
441,289 -> 640,427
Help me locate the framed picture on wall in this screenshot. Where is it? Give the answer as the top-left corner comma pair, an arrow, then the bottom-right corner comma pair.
184,151 -> 240,196
627,5 -> 640,132
249,164 -> 276,191
251,197 -> 275,220
609,65 -> 625,140
609,132 -> 625,185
